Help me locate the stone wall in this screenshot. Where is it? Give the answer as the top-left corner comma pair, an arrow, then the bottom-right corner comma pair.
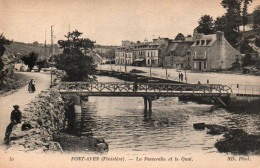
7,89 -> 67,153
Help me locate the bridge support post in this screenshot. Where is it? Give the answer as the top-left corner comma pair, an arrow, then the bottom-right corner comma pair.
148,98 -> 152,114
143,96 -> 159,114
73,94 -> 82,135
143,97 -> 148,111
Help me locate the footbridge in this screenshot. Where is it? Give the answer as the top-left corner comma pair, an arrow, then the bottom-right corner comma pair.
58,82 -> 235,113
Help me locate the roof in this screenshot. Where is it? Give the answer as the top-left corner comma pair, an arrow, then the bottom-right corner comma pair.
192,34 -> 216,47
166,41 -> 193,56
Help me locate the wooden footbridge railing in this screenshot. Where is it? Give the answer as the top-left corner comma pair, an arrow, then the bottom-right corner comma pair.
58,82 -> 232,97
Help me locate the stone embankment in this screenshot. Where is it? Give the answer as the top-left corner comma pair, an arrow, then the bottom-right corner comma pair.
7,69 -> 109,153
7,89 -> 66,153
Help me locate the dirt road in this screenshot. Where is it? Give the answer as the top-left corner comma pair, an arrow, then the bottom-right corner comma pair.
0,72 -> 51,150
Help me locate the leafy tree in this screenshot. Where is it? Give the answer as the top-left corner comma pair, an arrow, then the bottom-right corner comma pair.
0,34 -> 12,72
214,0 -> 243,47
240,39 -> 255,66
215,16 -> 226,32
197,15 -> 215,35
253,6 -> 260,29
221,0 -> 242,32
55,30 -> 96,81
37,59 -> 48,71
242,0 -> 253,32
174,33 -> 185,41
21,52 -> 38,71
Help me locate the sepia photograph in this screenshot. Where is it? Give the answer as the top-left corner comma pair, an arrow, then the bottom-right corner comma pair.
0,0 -> 260,167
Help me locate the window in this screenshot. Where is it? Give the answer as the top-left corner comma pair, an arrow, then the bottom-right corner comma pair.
196,40 -> 200,45
201,40 -> 205,45
181,63 -> 183,68
148,52 -> 149,57
151,51 -> 153,57
206,40 -> 211,45
188,57 -> 190,61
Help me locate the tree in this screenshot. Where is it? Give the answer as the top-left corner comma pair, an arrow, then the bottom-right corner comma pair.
197,15 -> 215,35
0,34 -> 12,72
174,33 -> 185,41
221,0 -> 242,32
37,59 -> 47,71
253,6 -> 260,29
242,0 -> 253,32
214,0 -> 243,47
55,30 -> 96,81
215,16 -> 227,32
21,52 -> 38,71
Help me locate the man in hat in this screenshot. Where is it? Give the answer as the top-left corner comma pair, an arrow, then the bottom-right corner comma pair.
4,105 -> 22,144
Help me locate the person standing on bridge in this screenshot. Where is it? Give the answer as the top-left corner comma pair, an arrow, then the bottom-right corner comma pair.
133,80 -> 138,92
4,105 -> 22,144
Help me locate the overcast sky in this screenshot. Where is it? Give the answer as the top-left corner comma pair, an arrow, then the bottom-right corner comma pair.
1,0 -> 259,46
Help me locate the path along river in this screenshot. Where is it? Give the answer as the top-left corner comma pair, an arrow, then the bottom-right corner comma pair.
79,76 -> 260,156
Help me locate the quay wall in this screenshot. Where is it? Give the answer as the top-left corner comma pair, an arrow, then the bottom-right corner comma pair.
226,94 -> 260,112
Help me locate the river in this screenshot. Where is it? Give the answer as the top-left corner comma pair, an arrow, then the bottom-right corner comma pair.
79,76 -> 260,155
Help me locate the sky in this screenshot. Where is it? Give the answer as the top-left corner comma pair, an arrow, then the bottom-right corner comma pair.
0,0 -> 260,46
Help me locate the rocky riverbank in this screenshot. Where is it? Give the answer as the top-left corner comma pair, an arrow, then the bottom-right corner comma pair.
7,89 -> 66,153
193,123 -> 260,155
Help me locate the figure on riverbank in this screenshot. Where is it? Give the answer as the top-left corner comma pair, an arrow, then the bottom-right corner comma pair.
4,105 -> 22,144
28,79 -> 36,93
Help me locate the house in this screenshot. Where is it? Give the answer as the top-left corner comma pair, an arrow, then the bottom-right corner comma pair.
92,53 -> 103,65
115,46 -> 126,65
164,40 -> 193,69
145,37 -> 170,67
190,31 -> 243,71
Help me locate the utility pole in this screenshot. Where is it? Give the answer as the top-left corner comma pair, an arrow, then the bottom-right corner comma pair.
110,54 -> 112,71
150,59 -> 152,78
51,25 -> 54,56
125,58 -> 127,73
163,56 -> 168,79
44,29 -> 47,60
184,65 -> 187,83
50,25 -> 54,87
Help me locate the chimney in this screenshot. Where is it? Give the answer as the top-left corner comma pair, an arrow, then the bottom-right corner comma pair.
216,31 -> 224,41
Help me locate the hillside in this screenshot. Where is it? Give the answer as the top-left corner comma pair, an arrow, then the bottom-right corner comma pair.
5,42 -> 63,60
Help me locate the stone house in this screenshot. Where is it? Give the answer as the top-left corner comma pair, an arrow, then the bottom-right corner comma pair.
132,41 -> 150,66
92,53 -> 103,65
164,40 -> 193,69
115,38 -> 171,67
115,46 -> 126,65
145,38 -> 170,67
190,31 -> 242,71
125,47 -> 134,65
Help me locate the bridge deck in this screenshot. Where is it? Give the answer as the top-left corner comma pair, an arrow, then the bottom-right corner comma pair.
58,90 -> 230,97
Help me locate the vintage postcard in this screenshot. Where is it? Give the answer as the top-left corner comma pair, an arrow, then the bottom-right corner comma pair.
0,0 -> 260,168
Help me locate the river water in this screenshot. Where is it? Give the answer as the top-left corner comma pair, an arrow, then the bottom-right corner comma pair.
79,76 -> 260,155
